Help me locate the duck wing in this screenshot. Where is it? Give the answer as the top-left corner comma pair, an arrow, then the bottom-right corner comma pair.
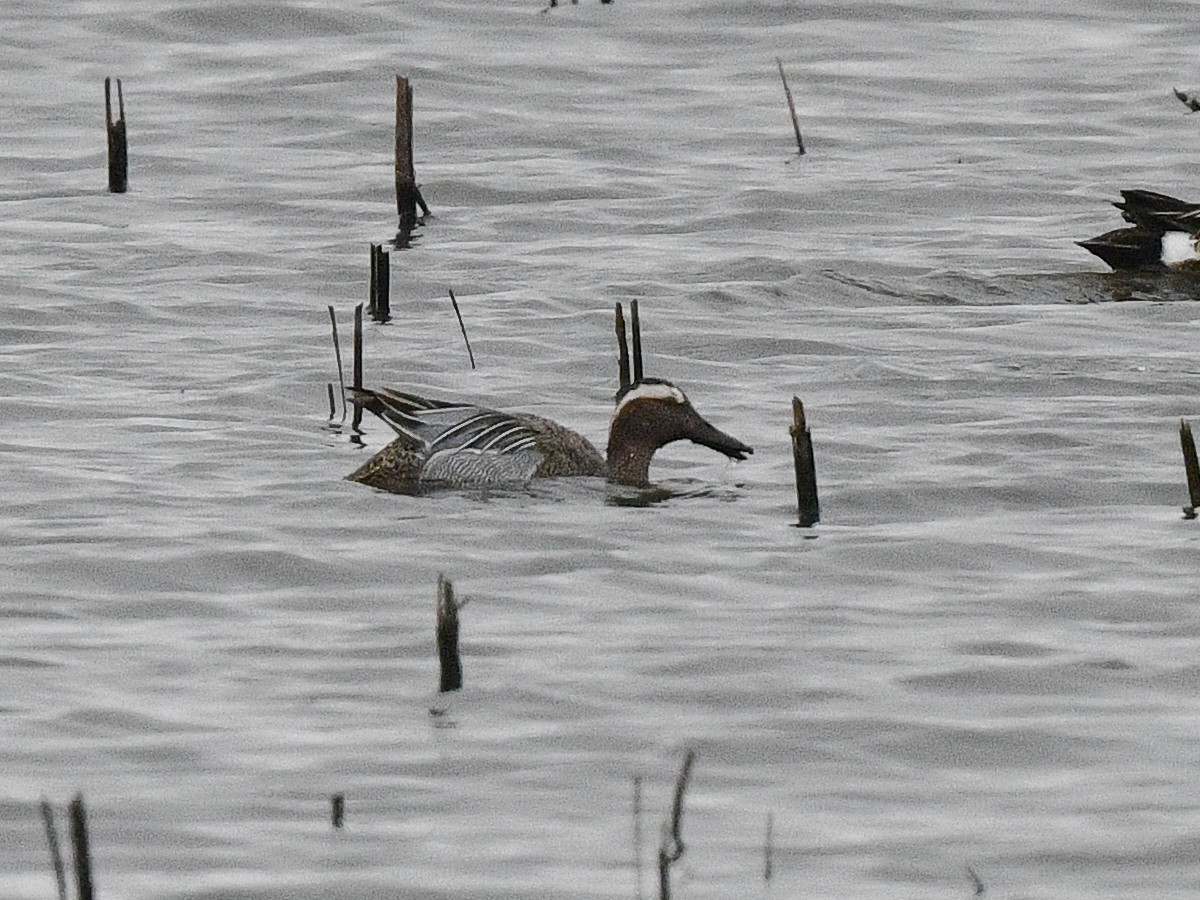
1115,189 -> 1200,233
349,387 -> 541,455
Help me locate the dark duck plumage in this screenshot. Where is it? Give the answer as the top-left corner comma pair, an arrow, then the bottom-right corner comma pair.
1078,189 -> 1200,270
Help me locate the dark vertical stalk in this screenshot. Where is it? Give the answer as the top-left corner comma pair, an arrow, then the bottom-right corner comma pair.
1174,87 -> 1200,112
68,794 -> 94,900
1181,419 -> 1200,519
763,811 -> 774,882
369,244 -> 392,323
377,246 -> 390,320
395,75 -> 414,221
775,58 -> 806,156
630,299 -> 644,383
633,775 -> 644,900
790,397 -> 820,526
367,244 -> 378,319
447,289 -> 475,369
352,303 -> 364,431
331,794 -> 345,829
394,76 -> 429,228
615,303 -> 631,390
327,305 -> 347,423
967,866 -> 986,897
40,800 -> 67,900
104,77 -> 128,192
326,383 -> 337,420
657,749 -> 695,900
436,574 -> 462,693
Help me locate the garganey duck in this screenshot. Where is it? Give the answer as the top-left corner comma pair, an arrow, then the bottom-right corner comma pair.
347,378 -> 753,492
1078,189 -> 1200,270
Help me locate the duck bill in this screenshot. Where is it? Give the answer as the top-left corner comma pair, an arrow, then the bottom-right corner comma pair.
686,412 -> 753,461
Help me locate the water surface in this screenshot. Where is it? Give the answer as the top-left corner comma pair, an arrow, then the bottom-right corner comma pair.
3,1 -> 1200,898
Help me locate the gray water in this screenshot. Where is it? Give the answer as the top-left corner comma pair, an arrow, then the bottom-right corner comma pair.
3,1 -> 1200,898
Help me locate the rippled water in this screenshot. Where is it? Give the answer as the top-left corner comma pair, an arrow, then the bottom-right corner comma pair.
4,1 -> 1200,898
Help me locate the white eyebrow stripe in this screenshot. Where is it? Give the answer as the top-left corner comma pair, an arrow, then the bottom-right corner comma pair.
614,382 -> 686,416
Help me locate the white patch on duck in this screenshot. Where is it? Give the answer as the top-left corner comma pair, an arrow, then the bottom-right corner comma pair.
1160,231 -> 1200,267
613,381 -> 687,418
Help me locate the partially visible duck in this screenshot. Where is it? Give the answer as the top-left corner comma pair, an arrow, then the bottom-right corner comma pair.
1078,189 -> 1200,270
347,378 -> 753,492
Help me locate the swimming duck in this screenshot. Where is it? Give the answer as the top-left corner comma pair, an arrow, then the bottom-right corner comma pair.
1078,189 -> 1200,270
346,378 -> 753,492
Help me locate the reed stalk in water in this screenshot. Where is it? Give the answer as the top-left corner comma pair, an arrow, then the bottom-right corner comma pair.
105,77 -> 128,192
1180,418 -> 1200,518
790,397 -> 820,527
437,574 -> 462,693
633,774 -> 644,900
657,750 -> 694,900
775,59 -> 806,156
394,75 -> 429,227
40,800 -> 67,900
615,303 -> 631,390
630,299 -> 644,382
352,303 -> 364,430
448,289 -> 475,369
69,794 -> 95,900
327,305 -> 347,424
763,811 -> 774,882
369,244 -> 391,323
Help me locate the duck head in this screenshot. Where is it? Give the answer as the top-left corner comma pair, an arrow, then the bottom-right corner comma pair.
605,378 -> 753,487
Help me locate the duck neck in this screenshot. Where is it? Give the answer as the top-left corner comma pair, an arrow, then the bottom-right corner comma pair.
606,423 -> 657,487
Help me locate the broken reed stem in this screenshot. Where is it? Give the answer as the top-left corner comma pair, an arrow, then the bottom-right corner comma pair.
394,75 -> 430,225
327,305 -> 347,423
633,775 -> 644,900
352,303 -> 364,430
40,800 -> 67,900
331,793 -> 345,829
378,247 -> 391,320
763,811 -> 773,882
436,574 -> 462,693
775,58 -> 806,156
790,397 -> 820,527
394,76 -> 415,220
630,299 -> 644,383
1181,419 -> 1200,519
69,794 -> 94,900
1174,87 -> 1200,112
615,303 -> 631,390
104,76 -> 128,192
353,304 -> 364,391
657,749 -> 695,900
367,245 -> 377,318
966,866 -> 986,897
326,383 -> 336,420
369,244 -> 391,323
447,289 -> 476,369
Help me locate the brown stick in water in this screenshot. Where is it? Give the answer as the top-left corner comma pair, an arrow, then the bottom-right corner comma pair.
776,59 -> 806,156
1180,418 -> 1200,519
790,397 -> 820,526
105,77 -> 128,192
